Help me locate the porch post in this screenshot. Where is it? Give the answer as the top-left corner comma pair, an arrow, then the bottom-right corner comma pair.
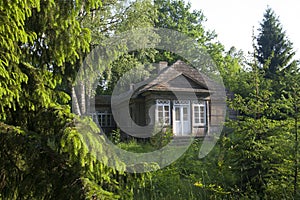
206,100 -> 210,135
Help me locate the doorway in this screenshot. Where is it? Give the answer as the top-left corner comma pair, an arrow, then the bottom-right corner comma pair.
173,102 -> 191,136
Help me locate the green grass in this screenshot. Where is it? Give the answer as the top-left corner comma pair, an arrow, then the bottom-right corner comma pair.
117,139 -> 156,153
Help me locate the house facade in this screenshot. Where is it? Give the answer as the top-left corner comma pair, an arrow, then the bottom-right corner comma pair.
93,60 -> 226,137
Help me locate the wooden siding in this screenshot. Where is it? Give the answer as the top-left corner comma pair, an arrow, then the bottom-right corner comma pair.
93,60 -> 226,138
167,74 -> 207,89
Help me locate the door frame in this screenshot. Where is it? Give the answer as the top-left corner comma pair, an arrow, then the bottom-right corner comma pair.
172,100 -> 191,136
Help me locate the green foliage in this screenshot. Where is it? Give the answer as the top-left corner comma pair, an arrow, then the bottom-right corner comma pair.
0,0 -> 39,120
81,0 -> 157,96
129,138 -> 236,199
97,55 -> 154,95
154,0 -> 224,65
2,0 -> 300,199
109,128 -> 122,144
256,7 -> 296,80
225,118 -> 295,198
221,49 -> 300,198
150,126 -> 173,149
153,0 -> 242,92
0,0 -> 160,197
118,139 -> 155,153
154,0 -> 207,37
114,4 -> 300,200
0,105 -> 129,199
220,47 -> 245,92
0,0 -> 139,199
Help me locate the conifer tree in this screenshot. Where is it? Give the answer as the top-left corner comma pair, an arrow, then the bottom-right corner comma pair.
0,0 -> 146,198
225,58 -> 295,198
256,7 -> 296,79
280,64 -> 300,198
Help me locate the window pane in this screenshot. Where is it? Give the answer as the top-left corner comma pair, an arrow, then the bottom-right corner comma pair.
164,105 -> 169,111
194,106 -> 199,116
200,118 -> 204,124
183,107 -> 188,121
96,113 -> 114,127
194,106 -> 199,112
107,115 -> 111,126
103,115 -> 107,126
164,106 -> 169,117
158,106 -> 163,111
200,111 -> 205,124
165,110 -> 169,116
183,107 -> 188,114
158,111 -> 163,122
200,105 -> 205,124
175,107 -> 180,121
165,116 -> 170,124
194,105 -> 199,124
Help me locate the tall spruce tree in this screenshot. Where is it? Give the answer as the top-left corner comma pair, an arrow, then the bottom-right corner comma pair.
256,7 -> 296,80
0,0 -> 150,199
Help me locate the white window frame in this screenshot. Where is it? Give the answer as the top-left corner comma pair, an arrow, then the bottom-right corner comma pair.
93,111 -> 114,127
192,101 -> 206,126
156,100 -> 171,126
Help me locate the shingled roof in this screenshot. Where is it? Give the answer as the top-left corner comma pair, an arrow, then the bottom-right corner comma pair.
135,60 -> 211,95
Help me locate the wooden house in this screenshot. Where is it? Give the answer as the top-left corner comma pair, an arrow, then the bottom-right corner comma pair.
94,60 -> 226,137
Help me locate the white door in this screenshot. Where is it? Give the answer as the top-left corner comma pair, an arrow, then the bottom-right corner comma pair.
173,105 -> 191,136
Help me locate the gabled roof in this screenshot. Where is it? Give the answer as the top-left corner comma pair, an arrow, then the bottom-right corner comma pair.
106,60 -> 226,106
135,60 -> 210,95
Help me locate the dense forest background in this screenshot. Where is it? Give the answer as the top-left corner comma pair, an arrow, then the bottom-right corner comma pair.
1,0 -> 299,199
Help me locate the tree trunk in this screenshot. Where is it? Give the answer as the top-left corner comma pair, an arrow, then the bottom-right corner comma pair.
86,80 -> 91,115
71,86 -> 81,116
79,81 -> 86,115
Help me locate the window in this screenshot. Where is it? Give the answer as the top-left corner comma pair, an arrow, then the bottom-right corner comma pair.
156,100 -> 170,125
193,102 -> 206,126
92,111 -> 114,127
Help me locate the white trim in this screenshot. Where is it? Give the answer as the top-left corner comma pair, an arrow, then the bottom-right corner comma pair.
93,111 -> 114,127
206,100 -> 210,134
156,99 -> 170,125
156,99 -> 170,105
172,100 -> 191,136
192,101 -> 206,126
173,100 -> 190,105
